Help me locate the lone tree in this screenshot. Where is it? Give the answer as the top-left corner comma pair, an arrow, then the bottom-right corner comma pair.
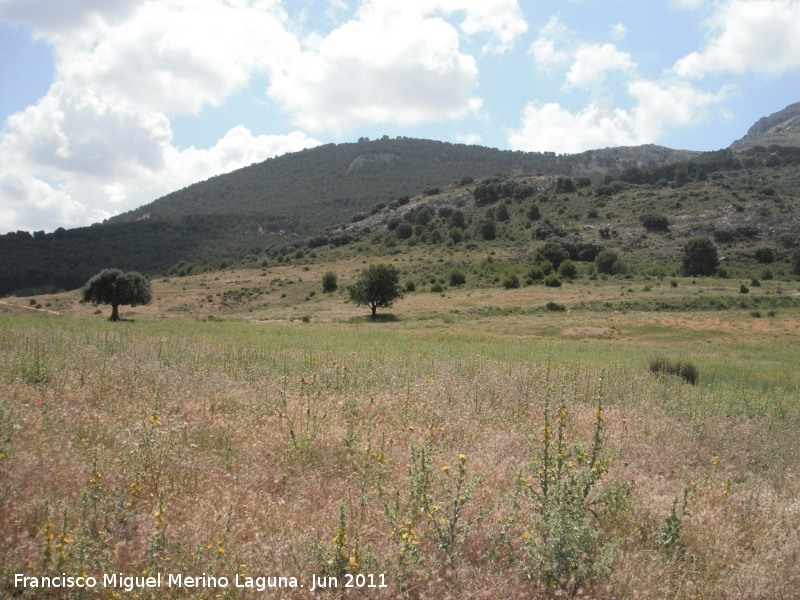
322,271 -> 338,293
82,269 -> 152,321
348,263 -> 403,317
682,237 -> 719,276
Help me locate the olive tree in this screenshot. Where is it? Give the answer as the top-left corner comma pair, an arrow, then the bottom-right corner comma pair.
348,263 -> 403,317
81,269 -> 152,321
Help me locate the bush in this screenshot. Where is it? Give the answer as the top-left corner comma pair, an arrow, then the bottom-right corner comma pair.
322,271 -> 338,292
543,274 -> 562,288
535,242 -> 569,269
479,219 -> 497,241
539,260 -> 554,275
792,249 -> 800,276
639,213 -> 669,232
448,269 -> 467,286
750,278 -> 761,287
545,301 -> 566,312
739,283 -> 749,294
682,237 -> 719,276
430,283 -> 444,293
754,248 -> 775,264
649,357 -> 699,385
761,267 -> 774,280
527,266 -> 545,281
594,250 -> 621,275
502,275 -> 520,289
405,280 -> 416,292
527,204 -> 541,221
396,221 -> 413,240
558,259 -> 577,279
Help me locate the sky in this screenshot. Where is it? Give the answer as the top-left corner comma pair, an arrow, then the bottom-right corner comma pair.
1,0 -> 799,234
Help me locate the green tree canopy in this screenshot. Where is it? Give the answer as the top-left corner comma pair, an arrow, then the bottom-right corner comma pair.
81,269 -> 152,321
348,263 -> 404,317
682,237 -> 719,276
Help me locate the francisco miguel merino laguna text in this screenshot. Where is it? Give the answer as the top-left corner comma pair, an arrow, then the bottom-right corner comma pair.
15,572 -> 389,592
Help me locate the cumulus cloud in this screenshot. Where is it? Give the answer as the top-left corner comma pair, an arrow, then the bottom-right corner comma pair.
674,0 -> 800,78
610,22 -> 627,40
564,43 -> 636,89
53,0 -> 299,116
267,0 -> 527,132
508,79 -> 731,153
530,15 -> 572,69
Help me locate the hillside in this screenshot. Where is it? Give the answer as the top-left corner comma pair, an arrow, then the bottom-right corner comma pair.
2,99 -> 800,297
730,102 -> 800,150
0,138 -> 692,296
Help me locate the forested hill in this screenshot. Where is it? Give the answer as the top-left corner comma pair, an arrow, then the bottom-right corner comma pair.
108,137 -> 694,231
0,137 -> 702,297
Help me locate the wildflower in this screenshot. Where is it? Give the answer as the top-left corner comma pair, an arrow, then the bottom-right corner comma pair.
441,465 -> 449,473
459,454 -> 467,462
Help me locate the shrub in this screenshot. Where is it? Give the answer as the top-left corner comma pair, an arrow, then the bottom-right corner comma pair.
502,275 -> 520,289
750,278 -> 761,287
350,212 -> 368,223
527,266 -> 545,281
545,301 -> 566,312
761,268 -> 774,280
751,310 -> 762,318
405,280 -> 416,292
322,271 -> 338,292
396,221 -> 413,240
754,248 -> 775,264
639,213 -> 670,232
430,283 -> 444,293
479,219 -> 497,241
792,249 -> 800,276
594,250 -> 621,275
558,260 -> 577,279
649,357 -> 699,385
539,260 -> 554,275
448,269 -> 467,286
527,204 -> 541,221
543,274 -> 562,288
449,228 -> 463,244
535,242 -> 569,269
739,283 -> 749,294
682,237 -> 719,276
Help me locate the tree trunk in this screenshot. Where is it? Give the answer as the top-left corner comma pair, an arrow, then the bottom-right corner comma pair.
109,304 -> 120,321
371,304 -> 377,318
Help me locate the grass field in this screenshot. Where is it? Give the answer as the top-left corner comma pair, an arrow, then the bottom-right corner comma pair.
1,270 -> 799,598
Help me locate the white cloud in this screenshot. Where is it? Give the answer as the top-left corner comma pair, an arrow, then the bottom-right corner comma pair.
508,79 -> 731,153
0,97 -> 321,232
610,22 -> 627,40
530,15 -> 571,69
674,0 -> 800,78
564,43 -> 636,89
456,133 -> 481,144
0,0 -> 530,231
508,102 -> 638,154
267,0 -> 525,132
52,0 -> 299,116
0,0 -> 139,34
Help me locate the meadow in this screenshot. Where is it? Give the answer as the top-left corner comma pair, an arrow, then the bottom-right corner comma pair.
1,272 -> 799,598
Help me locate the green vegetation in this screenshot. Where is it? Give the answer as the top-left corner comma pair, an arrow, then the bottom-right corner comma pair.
348,263 -> 404,317
80,269 -> 152,321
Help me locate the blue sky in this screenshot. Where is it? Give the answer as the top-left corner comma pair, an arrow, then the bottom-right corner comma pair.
1,0 -> 798,233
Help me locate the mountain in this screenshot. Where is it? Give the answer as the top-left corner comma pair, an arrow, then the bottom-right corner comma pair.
107,137 -> 691,230
730,102 -> 800,150
2,110 -> 799,298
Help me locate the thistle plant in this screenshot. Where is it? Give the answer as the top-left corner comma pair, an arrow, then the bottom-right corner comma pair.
517,375 -> 615,589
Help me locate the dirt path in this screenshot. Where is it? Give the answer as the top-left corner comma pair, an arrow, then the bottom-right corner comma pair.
0,300 -> 62,315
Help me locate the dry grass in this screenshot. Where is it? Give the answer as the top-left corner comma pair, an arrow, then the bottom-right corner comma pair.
1,315 -> 799,598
